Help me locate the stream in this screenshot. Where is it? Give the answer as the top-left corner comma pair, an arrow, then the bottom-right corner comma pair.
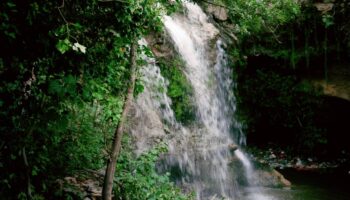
255,169 -> 350,200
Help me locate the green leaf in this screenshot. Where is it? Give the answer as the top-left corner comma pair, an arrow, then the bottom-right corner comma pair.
134,79 -> 144,96
32,168 -> 38,176
48,80 -> 63,96
56,39 -> 71,54
10,154 -> 16,160
7,2 -> 16,8
322,15 -> 334,28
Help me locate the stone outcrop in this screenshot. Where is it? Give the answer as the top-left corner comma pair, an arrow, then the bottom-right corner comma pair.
252,168 -> 291,188
57,169 -> 105,200
314,3 -> 334,14
206,4 -> 228,21
309,64 -> 350,102
228,154 -> 292,188
145,33 -> 175,59
127,93 -> 167,155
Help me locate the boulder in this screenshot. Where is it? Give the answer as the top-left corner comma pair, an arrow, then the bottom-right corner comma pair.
228,144 -> 238,151
314,3 -> 334,14
253,168 -> 291,187
206,4 -> 228,21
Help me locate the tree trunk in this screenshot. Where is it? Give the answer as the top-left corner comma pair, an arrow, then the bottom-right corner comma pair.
102,41 -> 137,200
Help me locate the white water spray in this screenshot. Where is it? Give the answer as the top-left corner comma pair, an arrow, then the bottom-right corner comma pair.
162,2 -> 255,199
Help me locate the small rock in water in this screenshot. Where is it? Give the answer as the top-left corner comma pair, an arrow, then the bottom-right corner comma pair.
295,157 -> 303,167
228,144 -> 238,151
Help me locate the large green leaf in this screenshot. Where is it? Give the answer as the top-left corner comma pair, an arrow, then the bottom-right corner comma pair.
56,38 -> 71,54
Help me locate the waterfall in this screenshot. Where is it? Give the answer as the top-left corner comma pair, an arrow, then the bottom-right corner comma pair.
162,2 -> 256,199
133,2 -> 273,200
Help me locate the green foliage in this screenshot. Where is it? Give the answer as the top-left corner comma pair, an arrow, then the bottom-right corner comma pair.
0,0 -> 184,199
221,0 -> 300,37
114,136 -> 193,200
322,14 -> 334,28
158,57 -> 196,125
222,0 -> 340,72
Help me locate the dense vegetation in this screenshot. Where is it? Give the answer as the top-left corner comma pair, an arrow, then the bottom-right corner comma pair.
0,0 -> 192,199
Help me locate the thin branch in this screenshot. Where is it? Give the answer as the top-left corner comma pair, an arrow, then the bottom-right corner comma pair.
58,0 -> 64,9
296,116 -> 303,127
57,0 -> 68,25
57,0 -> 70,39
57,0 -> 79,42
267,25 -> 282,44
262,20 -> 282,44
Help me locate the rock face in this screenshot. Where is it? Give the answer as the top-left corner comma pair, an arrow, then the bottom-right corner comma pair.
309,64 -> 350,101
125,38 -> 176,155
206,4 -> 228,21
57,170 -> 105,200
145,33 -> 175,59
127,92 -> 167,155
253,168 -> 292,187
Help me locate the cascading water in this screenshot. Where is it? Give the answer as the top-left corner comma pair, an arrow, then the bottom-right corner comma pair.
133,2 -> 274,200
162,2 -> 255,199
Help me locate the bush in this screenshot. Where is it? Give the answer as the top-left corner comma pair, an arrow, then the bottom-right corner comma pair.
114,136 -> 193,200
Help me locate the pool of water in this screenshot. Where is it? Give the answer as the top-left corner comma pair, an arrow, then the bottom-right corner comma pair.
243,169 -> 350,200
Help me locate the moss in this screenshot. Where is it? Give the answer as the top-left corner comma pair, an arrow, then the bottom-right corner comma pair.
158,57 -> 196,125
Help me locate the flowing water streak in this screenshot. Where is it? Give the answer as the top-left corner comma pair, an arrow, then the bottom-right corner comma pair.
131,40 -> 180,155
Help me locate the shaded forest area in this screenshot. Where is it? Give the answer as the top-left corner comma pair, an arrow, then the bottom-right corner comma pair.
231,0 -> 350,159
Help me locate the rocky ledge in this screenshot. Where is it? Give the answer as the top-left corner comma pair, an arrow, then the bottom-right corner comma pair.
248,147 -> 350,173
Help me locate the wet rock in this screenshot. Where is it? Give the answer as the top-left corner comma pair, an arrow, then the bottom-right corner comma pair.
58,171 -> 104,200
145,33 -> 175,58
228,144 -> 238,151
253,168 -> 291,188
314,3 -> 334,14
127,99 -> 167,154
206,5 -> 228,21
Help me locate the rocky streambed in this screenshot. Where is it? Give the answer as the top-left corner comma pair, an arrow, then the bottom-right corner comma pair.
247,147 -> 350,172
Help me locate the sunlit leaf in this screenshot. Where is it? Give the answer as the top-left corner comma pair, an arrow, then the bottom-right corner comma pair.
56,38 -> 71,54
